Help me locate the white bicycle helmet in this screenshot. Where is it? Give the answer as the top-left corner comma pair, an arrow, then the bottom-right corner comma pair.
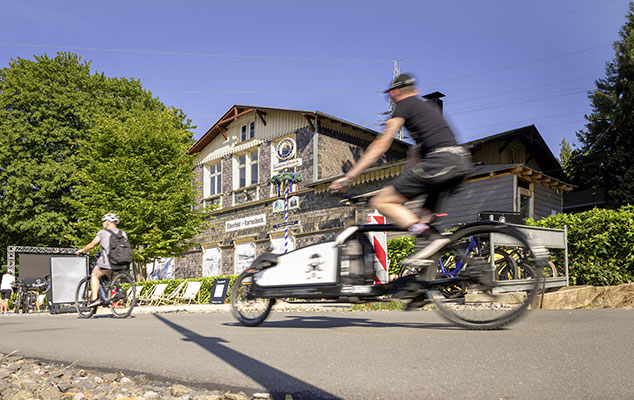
101,213 -> 120,224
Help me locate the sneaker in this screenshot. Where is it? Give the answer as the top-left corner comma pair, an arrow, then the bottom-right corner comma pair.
88,299 -> 101,308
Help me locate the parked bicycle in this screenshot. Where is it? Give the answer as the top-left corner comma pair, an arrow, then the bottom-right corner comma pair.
74,265 -> 136,318
231,193 -> 548,330
398,231 -> 517,299
497,247 -> 558,280
12,278 -> 48,314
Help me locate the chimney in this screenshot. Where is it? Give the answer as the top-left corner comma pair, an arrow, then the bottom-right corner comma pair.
422,91 -> 445,114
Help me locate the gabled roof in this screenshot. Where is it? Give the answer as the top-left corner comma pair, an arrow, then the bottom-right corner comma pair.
187,105 -> 404,155
462,124 -> 568,182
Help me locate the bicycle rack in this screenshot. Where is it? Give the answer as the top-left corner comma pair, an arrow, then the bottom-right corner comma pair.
490,224 -> 569,293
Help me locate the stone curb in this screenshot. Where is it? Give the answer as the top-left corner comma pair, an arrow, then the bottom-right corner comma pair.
537,283 -> 634,309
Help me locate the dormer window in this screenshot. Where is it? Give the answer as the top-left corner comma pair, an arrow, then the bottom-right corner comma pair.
241,122 -> 255,142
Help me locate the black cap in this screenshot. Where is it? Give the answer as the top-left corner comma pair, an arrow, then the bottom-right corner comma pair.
384,73 -> 416,93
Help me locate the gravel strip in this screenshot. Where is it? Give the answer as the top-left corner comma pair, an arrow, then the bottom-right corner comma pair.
0,352 -> 270,400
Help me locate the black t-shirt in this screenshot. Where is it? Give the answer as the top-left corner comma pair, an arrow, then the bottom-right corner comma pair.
391,96 -> 458,157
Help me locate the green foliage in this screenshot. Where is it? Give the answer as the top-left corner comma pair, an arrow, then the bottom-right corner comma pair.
71,111 -> 213,278
386,235 -> 415,276
567,3 -> 634,206
559,138 -> 573,171
350,300 -> 406,311
135,275 -> 238,304
527,206 -> 634,286
270,171 -> 303,185
0,52 -> 208,270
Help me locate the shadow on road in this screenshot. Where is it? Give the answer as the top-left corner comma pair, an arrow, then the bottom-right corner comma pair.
153,314 -> 340,400
224,314 -> 458,330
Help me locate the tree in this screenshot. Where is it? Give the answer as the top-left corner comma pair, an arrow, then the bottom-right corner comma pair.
0,52 -> 209,270
568,3 -> 634,206
558,138 -> 573,172
72,111 -> 212,279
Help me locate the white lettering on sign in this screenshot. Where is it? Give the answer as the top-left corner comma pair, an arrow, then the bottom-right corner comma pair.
225,214 -> 266,232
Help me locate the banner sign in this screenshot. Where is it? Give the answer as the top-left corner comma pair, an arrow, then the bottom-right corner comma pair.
273,158 -> 303,171
226,214 -> 266,232
273,220 -> 300,229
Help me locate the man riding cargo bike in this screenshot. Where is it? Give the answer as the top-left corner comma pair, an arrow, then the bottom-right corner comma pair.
230,74 -> 547,330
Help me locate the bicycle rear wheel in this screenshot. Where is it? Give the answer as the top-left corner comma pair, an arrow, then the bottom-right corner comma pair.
430,222 -> 543,330
75,277 -> 96,318
23,292 -> 37,313
109,273 -> 136,318
231,270 -> 274,327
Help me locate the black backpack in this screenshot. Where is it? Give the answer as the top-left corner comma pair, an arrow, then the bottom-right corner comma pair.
106,229 -> 133,268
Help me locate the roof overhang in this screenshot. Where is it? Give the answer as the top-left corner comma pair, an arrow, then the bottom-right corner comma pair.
310,162 -> 573,194
463,125 -> 568,182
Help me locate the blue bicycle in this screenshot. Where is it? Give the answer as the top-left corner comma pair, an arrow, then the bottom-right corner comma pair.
398,234 -> 516,299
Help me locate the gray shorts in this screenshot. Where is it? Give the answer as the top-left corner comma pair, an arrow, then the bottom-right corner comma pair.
1,289 -> 12,300
392,147 -> 473,208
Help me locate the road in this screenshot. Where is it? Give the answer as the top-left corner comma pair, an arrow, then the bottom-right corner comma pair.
1,309 -> 633,399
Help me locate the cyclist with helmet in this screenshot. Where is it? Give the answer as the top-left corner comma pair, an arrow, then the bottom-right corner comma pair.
76,213 -> 129,307
330,73 -> 473,266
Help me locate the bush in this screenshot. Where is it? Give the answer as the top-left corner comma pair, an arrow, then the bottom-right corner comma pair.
135,275 -> 238,304
527,205 -> 634,286
387,235 -> 415,276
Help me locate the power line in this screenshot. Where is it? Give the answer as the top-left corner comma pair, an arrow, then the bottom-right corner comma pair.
450,75 -> 595,105
0,42 -> 394,64
397,0 -> 621,62
460,111 -> 585,131
539,120 -> 586,128
420,44 -> 610,87
452,89 -> 588,115
178,89 -> 374,95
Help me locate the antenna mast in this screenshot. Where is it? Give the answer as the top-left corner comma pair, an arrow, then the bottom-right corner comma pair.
391,60 -> 403,140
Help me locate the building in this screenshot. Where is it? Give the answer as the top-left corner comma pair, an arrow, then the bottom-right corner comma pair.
176,104 -> 572,278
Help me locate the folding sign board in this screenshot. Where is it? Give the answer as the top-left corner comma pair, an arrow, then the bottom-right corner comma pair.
209,278 -> 229,304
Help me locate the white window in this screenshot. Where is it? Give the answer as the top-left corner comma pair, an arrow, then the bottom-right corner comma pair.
202,246 -> 221,277
208,163 -> 222,196
240,122 -> 255,142
235,241 -> 255,275
517,179 -> 534,219
234,149 -> 259,189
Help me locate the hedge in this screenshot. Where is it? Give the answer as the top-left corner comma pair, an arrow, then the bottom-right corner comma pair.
386,206 -> 634,287
386,235 -> 415,276
527,205 -> 634,286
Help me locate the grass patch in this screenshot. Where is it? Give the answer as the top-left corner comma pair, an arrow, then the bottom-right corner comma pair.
350,300 -> 406,311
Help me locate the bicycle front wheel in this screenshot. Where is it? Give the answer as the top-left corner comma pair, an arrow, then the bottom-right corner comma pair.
109,273 -> 136,318
231,270 -> 274,327
75,277 -> 96,318
431,222 -> 543,330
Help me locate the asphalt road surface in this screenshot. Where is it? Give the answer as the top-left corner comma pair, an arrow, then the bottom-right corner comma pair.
1,309 -> 633,399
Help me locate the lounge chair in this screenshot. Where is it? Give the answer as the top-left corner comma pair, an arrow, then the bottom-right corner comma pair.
148,283 -> 169,306
160,282 -> 187,305
176,281 -> 202,304
135,284 -> 154,305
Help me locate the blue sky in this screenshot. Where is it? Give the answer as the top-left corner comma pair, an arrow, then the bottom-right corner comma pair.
1,0 -> 630,158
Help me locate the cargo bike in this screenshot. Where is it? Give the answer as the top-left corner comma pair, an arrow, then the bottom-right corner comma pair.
231,216 -> 548,330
